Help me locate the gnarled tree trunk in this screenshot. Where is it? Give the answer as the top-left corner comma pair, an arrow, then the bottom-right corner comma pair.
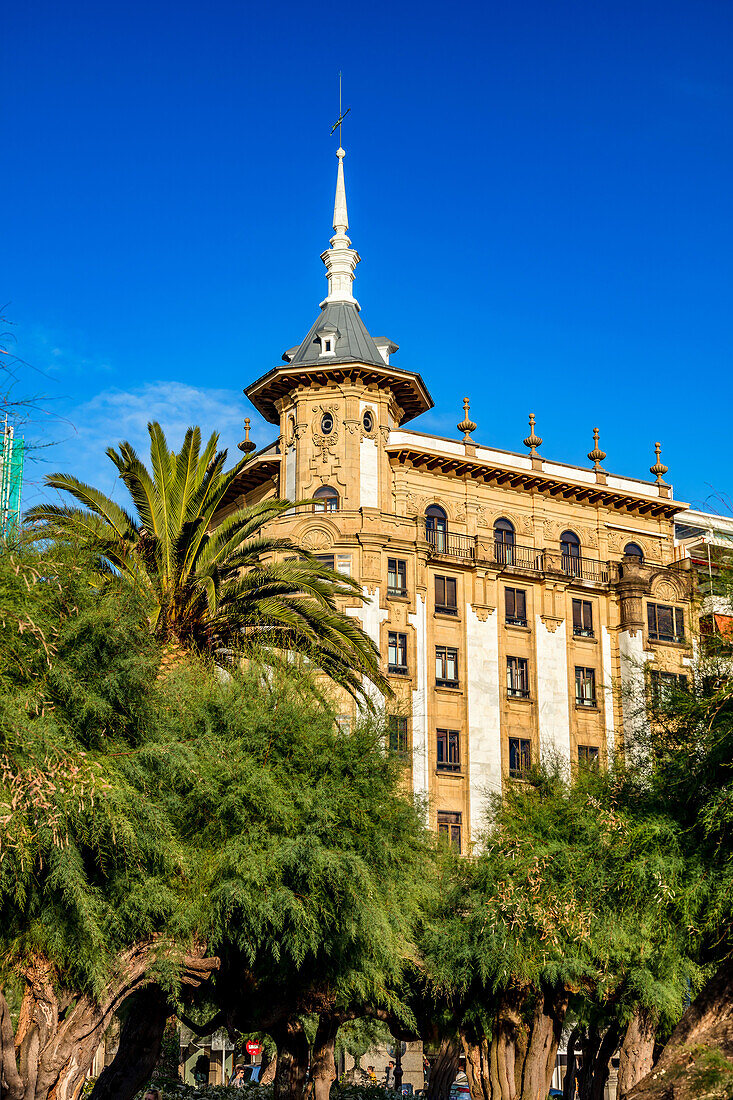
518,985 -> 569,1100
628,961 -> 733,1100
311,1012 -> 340,1100
426,1037 -> 461,1100
461,1029 -> 492,1100
273,1017 -> 309,1100
617,1010 -> 655,1099
0,945 -> 218,1100
88,984 -> 170,1100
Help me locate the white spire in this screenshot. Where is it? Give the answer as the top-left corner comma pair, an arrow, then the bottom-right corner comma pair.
320,146 -> 361,309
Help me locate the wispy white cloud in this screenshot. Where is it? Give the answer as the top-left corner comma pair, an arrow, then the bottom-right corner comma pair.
29,381 -> 273,505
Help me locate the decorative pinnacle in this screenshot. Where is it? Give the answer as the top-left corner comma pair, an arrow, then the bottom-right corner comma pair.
523,413 -> 542,456
457,397 -> 477,443
587,427 -> 607,470
238,417 -> 256,454
650,441 -> 668,484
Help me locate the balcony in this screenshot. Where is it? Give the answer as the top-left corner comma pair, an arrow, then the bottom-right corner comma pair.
492,541 -> 545,572
422,525 -> 611,585
426,529 -> 476,560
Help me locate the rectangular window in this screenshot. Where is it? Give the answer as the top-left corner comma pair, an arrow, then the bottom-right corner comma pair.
435,645 -> 459,687
336,554 -> 352,575
505,587 -> 527,626
336,714 -> 352,734
436,729 -> 461,772
578,744 -> 600,766
508,737 -> 531,777
435,575 -> 458,615
437,810 -> 462,852
506,656 -> 530,698
649,669 -> 688,707
388,558 -> 407,597
315,554 -> 335,570
572,599 -> 594,637
647,603 -> 685,643
388,632 -> 408,674
575,666 -> 597,706
388,715 -> 409,754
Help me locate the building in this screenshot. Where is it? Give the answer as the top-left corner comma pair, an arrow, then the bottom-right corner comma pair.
223,143 -> 696,852
674,508 -> 733,644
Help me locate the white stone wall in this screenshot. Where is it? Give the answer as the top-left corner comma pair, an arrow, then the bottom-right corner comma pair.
618,629 -> 650,754
535,617 -> 571,763
601,624 -> 616,760
408,594 -> 429,818
346,586 -> 389,711
466,605 -> 502,844
285,443 -> 296,504
359,400 -> 379,509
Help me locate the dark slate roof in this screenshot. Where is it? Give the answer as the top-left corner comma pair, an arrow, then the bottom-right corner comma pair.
285,302 -> 387,368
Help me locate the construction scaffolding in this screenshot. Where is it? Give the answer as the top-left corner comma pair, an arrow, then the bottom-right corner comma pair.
0,418 -> 24,539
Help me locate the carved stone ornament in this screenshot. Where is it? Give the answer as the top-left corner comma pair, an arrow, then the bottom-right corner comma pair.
343,418 -> 361,435
300,527 -> 334,551
379,425 -> 390,444
540,614 -> 563,634
311,404 -> 340,464
471,603 -> 495,622
543,520 -> 564,542
652,578 -> 680,603
454,502 -> 467,524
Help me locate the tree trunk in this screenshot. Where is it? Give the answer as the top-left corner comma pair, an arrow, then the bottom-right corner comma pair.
617,1011 -> 655,1099
562,1026 -> 581,1100
626,963 -> 733,1100
461,1031 -> 492,1100
261,1053 -> 278,1085
0,944 -> 218,1100
88,985 -> 170,1100
518,985 -> 569,1100
311,1013 -> 340,1100
586,1024 -> 620,1100
426,1037 -> 461,1100
273,1018 -> 309,1100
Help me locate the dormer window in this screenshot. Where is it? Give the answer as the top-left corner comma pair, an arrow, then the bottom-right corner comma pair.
316,325 -> 339,357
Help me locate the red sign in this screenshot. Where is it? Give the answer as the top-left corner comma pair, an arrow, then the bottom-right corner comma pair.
246,1041 -> 262,1057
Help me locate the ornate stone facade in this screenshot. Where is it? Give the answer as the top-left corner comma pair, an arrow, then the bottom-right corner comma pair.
218,145 -> 696,852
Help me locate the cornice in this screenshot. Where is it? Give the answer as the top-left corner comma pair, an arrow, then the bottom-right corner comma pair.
386,443 -> 685,521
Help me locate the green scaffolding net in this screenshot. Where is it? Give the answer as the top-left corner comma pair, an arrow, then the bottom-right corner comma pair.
0,424 -> 24,539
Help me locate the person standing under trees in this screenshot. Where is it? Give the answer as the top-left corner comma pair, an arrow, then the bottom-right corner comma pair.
384,1060 -> 395,1088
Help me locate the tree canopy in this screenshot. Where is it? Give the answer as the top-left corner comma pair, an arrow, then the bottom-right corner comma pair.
26,421 -> 389,700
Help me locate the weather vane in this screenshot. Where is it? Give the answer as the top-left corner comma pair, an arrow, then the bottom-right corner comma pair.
330,71 -> 350,144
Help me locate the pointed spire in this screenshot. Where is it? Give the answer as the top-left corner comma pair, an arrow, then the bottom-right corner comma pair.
320,147 -> 361,310
332,148 -> 349,241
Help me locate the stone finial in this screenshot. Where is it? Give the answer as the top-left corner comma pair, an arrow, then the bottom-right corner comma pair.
523,413 -> 542,456
650,441 -> 668,484
587,427 -> 607,470
238,417 -> 256,454
457,397 -> 477,442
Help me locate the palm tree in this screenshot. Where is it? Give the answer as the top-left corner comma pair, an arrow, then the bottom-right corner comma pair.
26,421 -> 390,701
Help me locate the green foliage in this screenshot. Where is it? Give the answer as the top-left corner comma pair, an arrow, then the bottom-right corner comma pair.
424,764 -> 699,1030
26,420 -> 389,701
335,1017 -> 393,1064
0,541 -> 431,1022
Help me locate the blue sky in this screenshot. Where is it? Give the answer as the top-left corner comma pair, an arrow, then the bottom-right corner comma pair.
3,0 -> 732,513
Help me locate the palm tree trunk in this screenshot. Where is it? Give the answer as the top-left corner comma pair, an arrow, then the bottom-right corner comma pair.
88,985 -> 169,1100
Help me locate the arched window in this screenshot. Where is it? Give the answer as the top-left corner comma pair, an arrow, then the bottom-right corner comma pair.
426,505 -> 448,553
624,542 -> 644,562
561,530 -> 581,576
313,486 -> 339,513
494,517 -> 515,565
